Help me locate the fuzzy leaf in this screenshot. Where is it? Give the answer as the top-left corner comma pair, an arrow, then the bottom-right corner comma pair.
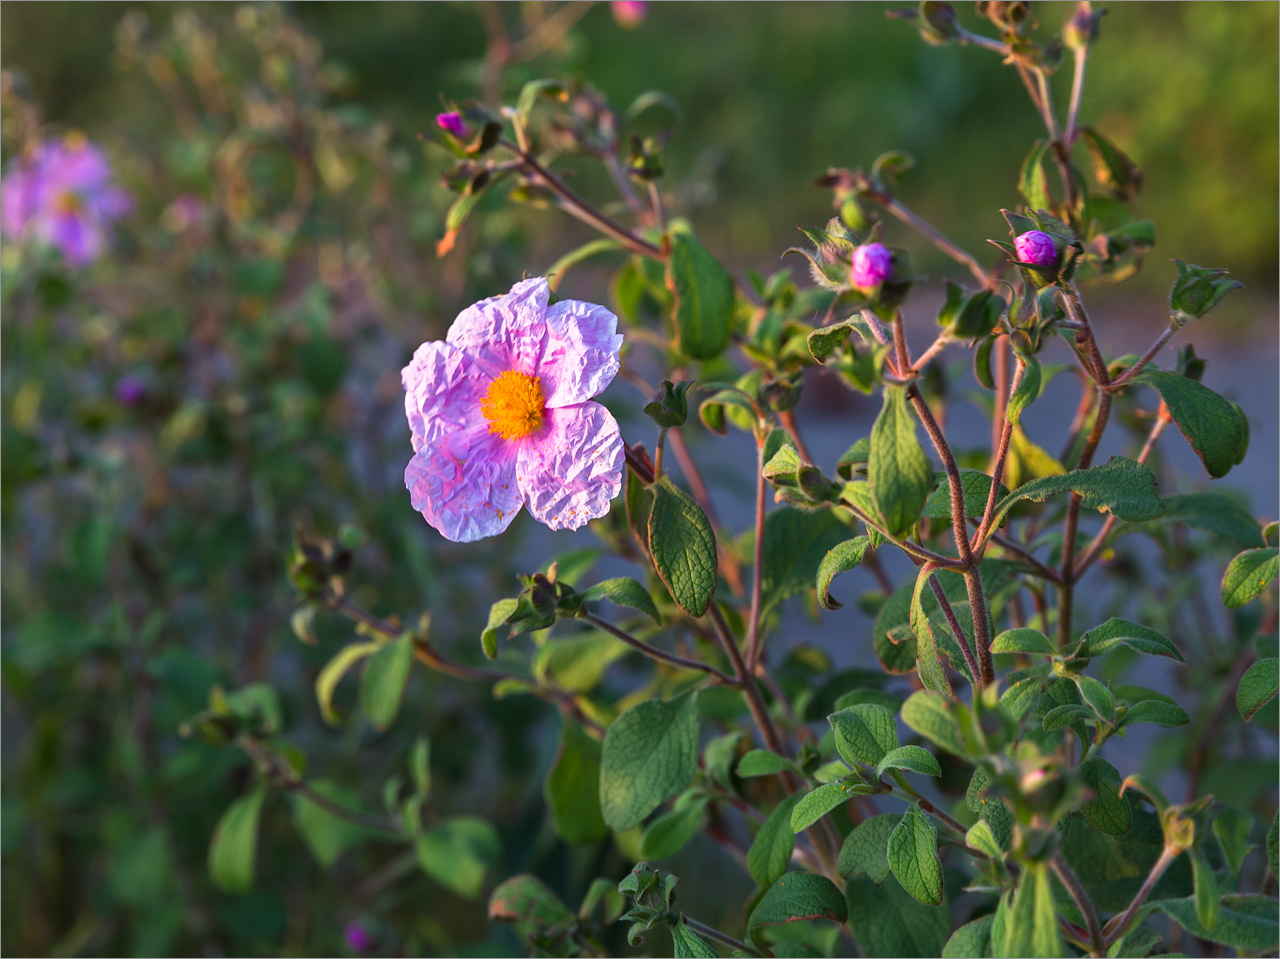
1079,758 -> 1131,836
749,873 -> 848,929
1222,548 -> 1279,609
869,385 -> 933,537
1155,894 -> 1278,952
599,692 -> 700,831
1081,618 -> 1184,662
648,478 -> 717,617
816,536 -> 871,610
829,703 -> 899,767
991,456 -> 1164,529
546,721 -> 606,844
791,783 -> 854,833
209,785 -> 267,894
749,794 -> 803,887
922,469 -> 1009,520
888,804 -> 943,905
582,578 -> 661,623
360,631 -> 415,731
1237,658 -> 1279,722
1134,370 -> 1246,478
991,628 -> 1056,656
671,918 -> 718,958
838,814 -> 899,882
846,874 -> 950,957
666,229 -> 733,360
737,750 -> 800,778
876,745 -> 941,778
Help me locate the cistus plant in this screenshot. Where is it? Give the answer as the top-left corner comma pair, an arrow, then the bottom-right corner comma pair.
4,3 -> 1276,958
291,3 -> 1276,957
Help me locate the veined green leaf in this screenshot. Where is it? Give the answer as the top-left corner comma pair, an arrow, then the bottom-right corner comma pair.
600,692 -> 700,831
869,385 -> 932,537
648,478 -> 717,616
888,804 -> 943,905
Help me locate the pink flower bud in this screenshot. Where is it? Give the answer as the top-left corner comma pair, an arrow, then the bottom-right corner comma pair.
612,0 -> 648,28
1014,230 -> 1058,268
344,923 -> 375,953
850,242 -> 892,289
435,111 -> 467,138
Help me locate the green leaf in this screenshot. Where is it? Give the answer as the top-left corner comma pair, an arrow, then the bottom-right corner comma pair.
291,780 -> 376,868
1081,126 -> 1143,202
991,628 -> 1056,656
737,749 -> 800,778
965,820 -> 1004,860
943,915 -> 995,958
316,641 -> 381,725
515,78 -> 566,119
901,690 -> 970,758
546,721 -> 607,844
641,795 -> 709,860
535,633 -> 626,693
1237,658 -> 1279,722
1212,806 -> 1254,875
997,862 -> 1062,958
481,598 -> 519,659
876,745 -> 941,779
1121,492 -> 1262,547
1134,370 -> 1245,478
1079,758 -> 1132,836
829,703 -> 899,767
702,731 -> 741,791
760,506 -> 850,615
488,873 -> 574,934
648,478 -> 718,616
1001,664 -> 1051,721
791,783 -> 853,833
922,469 -> 1009,520
666,228 -> 734,360
208,785 -> 267,894
599,692 -> 700,831
808,317 -> 872,362
360,632 -> 415,731
1222,548 -> 1279,609
1019,139 -> 1054,211
1042,704 -> 1096,732
888,804 -> 943,905
749,873 -> 848,929
816,536 -> 871,610
909,564 -> 952,697
671,918 -> 718,958
1073,674 -> 1115,723
846,874 -> 950,957
582,578 -> 661,623
414,816 -> 500,899
748,794 -> 803,887
990,456 -> 1165,529
869,385 -> 933,537
1006,353 -> 1041,429
838,814 -> 900,882
1167,259 -> 1243,319
1267,813 -> 1278,877
1082,618 -> 1184,663
1155,894 -> 1278,951
1119,700 -> 1190,729
1191,849 -> 1220,931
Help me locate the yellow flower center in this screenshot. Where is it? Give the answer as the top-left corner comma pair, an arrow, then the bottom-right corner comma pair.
480,370 -> 544,440
53,191 -> 83,215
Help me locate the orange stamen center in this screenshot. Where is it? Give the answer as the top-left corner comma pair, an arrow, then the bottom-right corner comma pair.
480,370 -> 544,440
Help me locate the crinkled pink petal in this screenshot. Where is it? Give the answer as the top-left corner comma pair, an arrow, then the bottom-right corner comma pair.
516,402 -> 623,531
401,340 -> 488,453
537,298 -> 623,408
41,211 -> 102,267
405,425 -> 524,543
446,277 -> 549,379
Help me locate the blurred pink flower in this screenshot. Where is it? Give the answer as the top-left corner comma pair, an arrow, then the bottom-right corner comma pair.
1,133 -> 131,267
402,277 -> 624,542
850,242 -> 892,289
435,111 -> 467,138
612,0 -> 649,28
343,922 -> 375,953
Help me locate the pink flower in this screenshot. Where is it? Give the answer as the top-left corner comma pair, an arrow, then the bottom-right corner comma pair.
612,0 -> 649,28
435,111 -> 468,138
402,278 -> 625,542
850,242 -> 892,289
1,133 -> 131,267
1014,230 -> 1058,268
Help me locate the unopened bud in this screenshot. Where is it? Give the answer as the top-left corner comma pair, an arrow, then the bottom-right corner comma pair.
1063,1 -> 1106,51
612,0 -> 648,28
1014,230 -> 1058,269
850,242 -> 892,289
435,111 -> 467,138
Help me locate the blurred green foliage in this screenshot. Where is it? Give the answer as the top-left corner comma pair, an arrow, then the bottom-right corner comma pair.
4,2 -> 1276,319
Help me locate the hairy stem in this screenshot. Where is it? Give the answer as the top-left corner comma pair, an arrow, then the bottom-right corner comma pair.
1058,387 -> 1111,647
879,195 -> 993,290
1103,846 -> 1180,946
744,437 -> 768,671
1066,46 -> 1089,146
582,612 -> 735,683
706,604 -> 785,758
927,574 -> 982,691
1107,325 -> 1176,390
973,354 -> 1026,551
1052,852 -> 1105,958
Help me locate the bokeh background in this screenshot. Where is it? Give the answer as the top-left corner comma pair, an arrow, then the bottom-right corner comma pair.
2,3 -> 1276,956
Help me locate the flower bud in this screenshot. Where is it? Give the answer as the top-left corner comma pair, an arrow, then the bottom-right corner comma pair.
850,242 -> 892,289
115,375 -> 146,406
1014,230 -> 1058,268
611,0 -> 648,28
1063,1 -> 1106,52
344,923 -> 375,953
435,111 -> 467,138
